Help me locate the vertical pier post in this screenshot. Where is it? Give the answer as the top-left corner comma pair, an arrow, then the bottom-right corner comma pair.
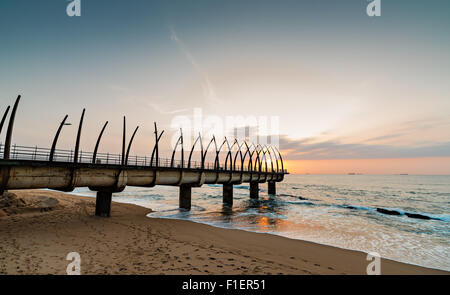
268,181 -> 276,195
179,184 -> 192,210
95,191 -> 112,217
250,182 -> 259,199
223,184 -> 233,206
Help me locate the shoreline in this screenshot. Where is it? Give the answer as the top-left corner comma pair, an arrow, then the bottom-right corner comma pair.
0,190 -> 447,275
147,214 -> 447,273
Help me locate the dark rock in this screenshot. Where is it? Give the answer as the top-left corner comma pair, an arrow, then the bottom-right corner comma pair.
376,208 -> 401,215
405,212 -> 432,220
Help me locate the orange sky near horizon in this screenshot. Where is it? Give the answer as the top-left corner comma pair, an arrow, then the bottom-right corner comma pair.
284,157 -> 450,175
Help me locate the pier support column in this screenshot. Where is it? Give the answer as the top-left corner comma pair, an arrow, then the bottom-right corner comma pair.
95,191 -> 112,217
179,185 -> 192,210
268,181 -> 276,195
223,184 -> 233,206
250,182 -> 259,199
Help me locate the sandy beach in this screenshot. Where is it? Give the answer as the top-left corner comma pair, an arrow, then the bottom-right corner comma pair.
0,190 -> 446,275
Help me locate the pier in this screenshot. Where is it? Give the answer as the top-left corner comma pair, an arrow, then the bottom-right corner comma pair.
0,95 -> 288,217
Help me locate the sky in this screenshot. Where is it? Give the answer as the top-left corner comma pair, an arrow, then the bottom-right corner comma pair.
1,0 -> 450,174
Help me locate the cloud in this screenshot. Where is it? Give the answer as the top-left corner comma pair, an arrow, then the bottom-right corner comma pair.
279,135 -> 450,160
169,27 -> 221,105
147,102 -> 190,115
106,84 -> 189,115
364,133 -> 407,143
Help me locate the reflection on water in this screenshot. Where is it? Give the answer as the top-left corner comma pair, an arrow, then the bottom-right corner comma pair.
191,195 -> 290,232
241,197 -> 286,229
72,174 -> 450,271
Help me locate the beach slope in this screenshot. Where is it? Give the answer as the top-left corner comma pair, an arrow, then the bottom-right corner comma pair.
0,190 -> 446,275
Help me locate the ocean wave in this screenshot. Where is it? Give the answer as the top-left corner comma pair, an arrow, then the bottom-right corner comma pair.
234,185 -> 249,190
338,204 -> 374,211
278,193 -> 311,201
432,214 -> 450,222
207,184 -> 222,188
285,201 -> 315,206
375,208 -> 443,220
282,195 -> 444,222
333,203 -> 446,222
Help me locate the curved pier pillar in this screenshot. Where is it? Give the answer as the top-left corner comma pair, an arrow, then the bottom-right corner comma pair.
95,191 -> 112,217
179,184 -> 192,210
268,181 -> 276,195
223,184 -> 233,206
250,182 -> 259,199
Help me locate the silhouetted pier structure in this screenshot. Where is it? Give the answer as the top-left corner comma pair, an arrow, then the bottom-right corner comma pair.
0,96 -> 287,217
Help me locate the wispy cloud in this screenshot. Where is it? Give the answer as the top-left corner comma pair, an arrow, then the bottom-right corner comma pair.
106,84 -> 189,115
169,27 -> 221,105
280,135 -> 450,160
147,102 -> 190,115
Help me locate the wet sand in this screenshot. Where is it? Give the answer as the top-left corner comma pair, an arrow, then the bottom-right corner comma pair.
0,190 -> 447,275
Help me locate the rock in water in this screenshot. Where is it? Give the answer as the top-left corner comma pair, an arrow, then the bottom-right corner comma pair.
376,208 -> 401,216
405,212 -> 431,220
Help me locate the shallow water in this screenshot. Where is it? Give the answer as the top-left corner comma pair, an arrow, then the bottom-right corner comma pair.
72,174 -> 450,271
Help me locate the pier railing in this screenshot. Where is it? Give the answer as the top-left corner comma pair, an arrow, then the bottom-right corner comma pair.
0,143 -> 286,173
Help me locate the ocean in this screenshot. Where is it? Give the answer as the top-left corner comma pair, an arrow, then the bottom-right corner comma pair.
72,174 -> 450,271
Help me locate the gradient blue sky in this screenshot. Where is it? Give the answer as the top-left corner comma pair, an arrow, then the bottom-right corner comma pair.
1,0 -> 449,173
